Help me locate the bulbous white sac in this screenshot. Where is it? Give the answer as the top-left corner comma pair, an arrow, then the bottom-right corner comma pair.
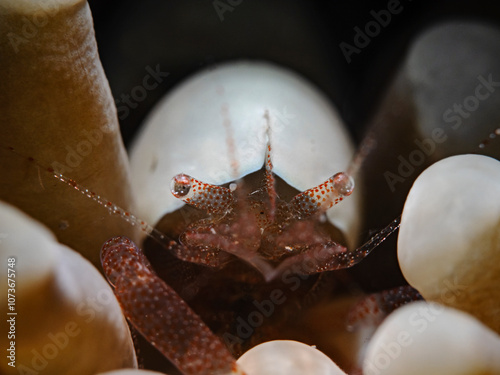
397,154 -> 500,333
404,21 -> 500,159
363,301 -> 500,375
0,201 -> 137,375
237,340 -> 347,375
129,61 -> 361,248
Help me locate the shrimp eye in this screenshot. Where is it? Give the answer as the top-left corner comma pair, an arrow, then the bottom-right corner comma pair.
170,174 -> 234,215
290,171 -> 355,217
333,172 -> 354,197
170,173 -> 192,198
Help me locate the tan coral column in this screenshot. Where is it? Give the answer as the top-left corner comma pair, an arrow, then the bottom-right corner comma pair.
0,0 -> 140,266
